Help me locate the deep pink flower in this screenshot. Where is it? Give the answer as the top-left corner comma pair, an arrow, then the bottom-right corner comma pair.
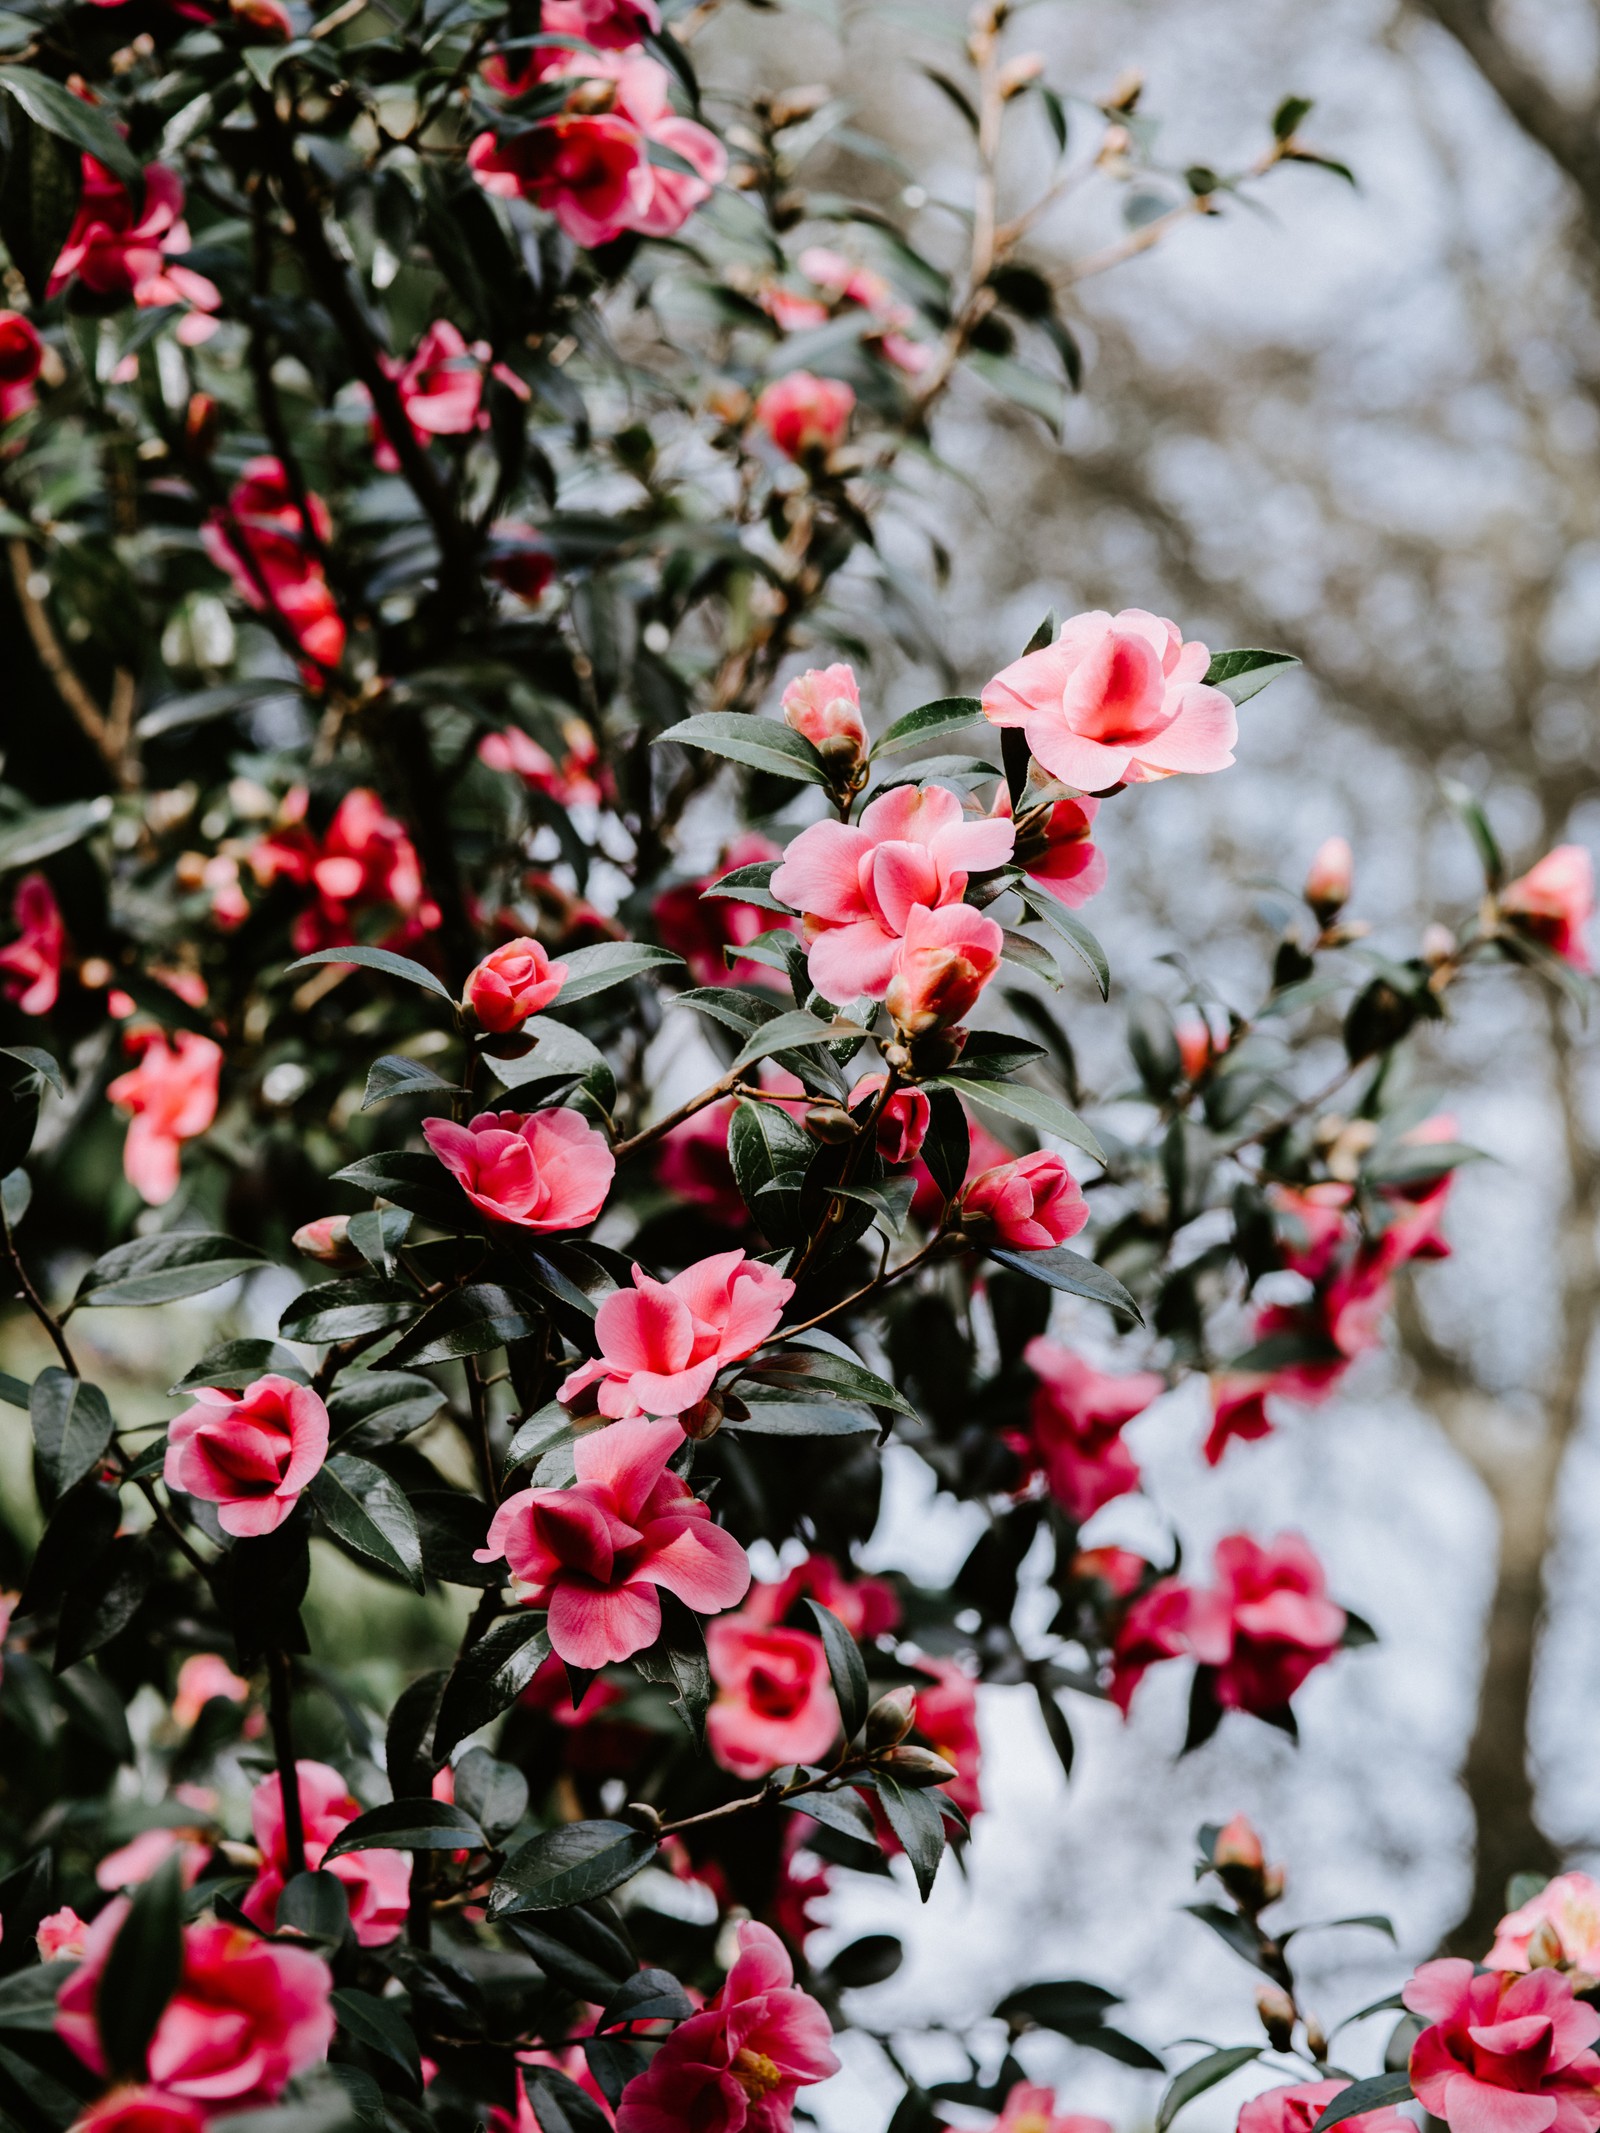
655,833 -> 795,989
994,2086 -> 1112,2133
107,1029 -> 222,1205
615,1919 -> 839,2132
478,1417 -> 751,1666
885,902 -> 1004,1036
1204,1532 -> 1346,1715
1013,1342 -> 1165,1524
242,1762 -> 410,1947
48,159 -> 220,342
1203,1374 -> 1276,1466
1490,1875 -> 1600,1987
65,2089 -> 207,2133
172,1651 -> 252,1730
470,114 -> 651,247
1501,846 -> 1594,972
164,1374 -> 329,1538
560,1250 -> 794,1420
707,1617 -> 839,1777
911,1656 -> 982,1820
485,523 -> 559,607
960,1150 -> 1088,1250
1238,2080 -> 1414,2133
992,785 -> 1107,905
36,1907 -> 88,1961
480,718 -> 605,804
371,319 -> 527,471
742,1554 -> 900,1641
1107,1575 -> 1209,1714
1271,1181 -> 1356,1280
982,608 -> 1237,791
200,458 -> 345,674
0,311 -> 42,423
57,1904 -> 334,2104
465,936 -> 569,1034
1176,1012 -> 1228,1083
781,663 -> 867,765
848,1074 -> 931,1164
755,371 -> 856,460
423,1107 -> 614,1231
909,1112 -> 1013,1226
1303,836 -> 1353,920
541,0 -> 660,44
0,871 -> 64,1014
1405,1959 -> 1600,2133
771,782 -> 1013,1002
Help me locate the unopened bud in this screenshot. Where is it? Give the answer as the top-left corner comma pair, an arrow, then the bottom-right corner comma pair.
864,1686 -> 917,1750
622,1801 -> 663,1833
805,1102 -> 855,1144
174,850 -> 209,890
1304,836 -> 1353,925
1303,2011 -> 1328,2062
184,392 -> 219,459
1527,1917 -> 1567,1971
79,957 -> 114,990
904,1024 -> 969,1076
1106,68 -> 1143,111
291,1215 -> 358,1268
681,1395 -> 724,1441
705,380 -> 751,426
1256,1986 -> 1296,2052
876,1744 -> 958,1785
1324,1117 -> 1379,1184
998,52 -> 1045,97
1212,1814 -> 1265,1873
768,83 -> 829,128
1421,921 -> 1456,968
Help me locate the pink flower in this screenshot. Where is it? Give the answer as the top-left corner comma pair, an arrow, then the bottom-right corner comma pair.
1203,1532 -> 1346,1715
252,785 -> 439,951
465,937 -> 569,1034
781,663 -> 868,765
172,1652 -> 252,1729
560,1250 -> 794,1421
598,53 -> 725,237
478,1416 -> 751,1666
423,1107 -> 615,1231
994,2086 -> 1113,2133
707,1616 -> 839,1777
480,718 -> 605,804
57,1905 -> 335,2104
885,903 -> 1005,1036
655,834 -> 795,990
755,371 -> 856,460
242,1762 -> 410,1948
960,1150 -> 1088,1250
1501,846 -> 1594,972
848,1075 -> 931,1164
163,1374 -> 329,1538
1303,836 -> 1353,921
993,785 -> 1107,905
771,783 -> 1014,1002
200,458 -> 345,674
981,608 -> 1237,791
1405,1959 -> 1600,2133
1203,1375 -> 1276,1466
1013,1342 -> 1165,1524
1176,1012 -> 1227,1083
37,1907 -> 88,1961
912,1656 -> 982,1820
1380,1113 -> 1459,1263
541,0 -> 660,44
0,311 -> 42,423
742,1554 -> 900,1641
485,524 -> 558,607
290,1214 -> 358,1267
48,159 -> 220,342
0,871 -> 65,1014
1107,1575 -> 1207,1714
1271,1182 -> 1356,1280
371,319 -> 524,469
107,1029 -> 222,1205
1489,1875 -> 1600,1987
910,1112 -> 1013,1227
658,1098 -> 746,1227
614,1919 -> 839,2133
96,1824 -> 211,1893
470,114 -> 650,247
65,2089 -> 207,2133
1238,2081 -> 1414,2133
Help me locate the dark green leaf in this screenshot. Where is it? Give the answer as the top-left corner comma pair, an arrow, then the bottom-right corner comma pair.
631,1591 -> 712,1747
932,1076 -> 1105,1163
522,2067 -> 612,2133
451,1747 -> 530,1842
434,1616 -> 552,1760
361,1056 -> 463,1109
1200,649 -> 1300,705
331,1989 -> 421,2090
0,103 -> 82,304
97,1852 -> 183,2077
1016,885 -> 1111,999
804,1599 -> 867,1740
1273,94 -> 1313,139
385,1283 -> 544,1367
597,1966 -> 694,2030
1443,779 -> 1504,892
170,1340 -> 308,1392
490,1821 -> 658,1917
654,712 -> 830,787
0,68 -> 141,185
728,1009 -> 867,1076
1156,2046 -> 1264,2133
0,797 -> 112,874
987,1248 -> 1142,1323
77,1233 -> 267,1308
827,1934 -> 903,1987
727,1096 -> 813,1244
701,860 -> 791,914
283,945 -> 455,1003
872,697 -> 984,759
321,1797 -> 485,1860
995,1979 -> 1120,2031
0,1046 -> 63,1098
0,1963 -> 72,2032
740,1345 -> 916,1418
327,1372 -> 443,1449
275,1872 -> 349,1945
279,1277 -> 416,1344
873,1772 -> 946,1900
55,1535 -> 154,1667
1311,2074 -> 1414,2133
556,941 -> 685,1002
727,1396 -> 878,1435
332,1151 -> 471,1226
310,1454 -> 425,1592
29,1369 -> 113,1493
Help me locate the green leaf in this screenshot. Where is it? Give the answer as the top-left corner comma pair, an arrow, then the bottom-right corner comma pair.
872,697 -> 984,759
701,860 -> 791,914
169,1340 -> 308,1393
0,101 -> 82,305
523,2067 -> 613,2133
1363,1139 -> 1483,1187
728,1009 -> 867,1076
1443,779 -> 1504,892
631,1591 -> 712,1747
332,1150 -> 472,1226
831,1176 -> 917,1236
29,1369 -> 113,1493
0,69 -> 142,186
936,1076 -> 1105,1163
0,1368 -> 28,1410
322,1797 -> 485,1860
0,796 -> 112,875
725,1396 -> 878,1435
554,940 -> 686,1003
0,1045 -> 64,1098
994,1978 -> 1120,2031
278,1277 -> 416,1344
346,1207 -> 413,1276
135,677 -> 300,741
873,1772 -> 946,1899
1311,2075 -> 1414,2133
1200,648 -> 1300,705
274,1872 -> 349,1945
654,712 -> 830,786
384,1283 -> 544,1367
310,1454 -> 425,1592
964,349 -> 1065,433
97,1851 -> 183,2078
76,1232 -> 268,1309
490,1821 -> 658,1917
987,1247 -> 1142,1323
361,1055 -> 463,1109
1273,94 -> 1313,139
0,1963 -> 73,2032
1156,2047 -> 1264,2133
804,1598 -> 867,1740
283,945 -> 455,1003
327,1372 -> 443,1450
727,1097 -> 812,1245
739,1345 -> 917,1418
330,1989 -> 420,2090
1,1167 -> 28,1228
434,1616 -> 552,1760
1016,885 -> 1111,999
451,1746 -> 530,1841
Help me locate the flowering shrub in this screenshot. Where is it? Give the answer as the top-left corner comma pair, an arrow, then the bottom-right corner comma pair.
0,2 -> 1591,2132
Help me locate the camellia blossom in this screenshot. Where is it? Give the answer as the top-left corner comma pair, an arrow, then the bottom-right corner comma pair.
707,1616 -> 840,1777
1200,1532 -> 1347,1716
771,781 -> 1014,1001
37,1908 -> 88,1961
960,1150 -> 1088,1250
0,871 -> 65,1013
57,1903 -> 335,2105
96,1818 -> 212,1894
1238,2081 -> 1415,2133
743,1552 -> 900,1641
614,1919 -> 839,2133
66,2091 -> 207,2133
172,1651 -> 252,1730
1404,1958 -> 1600,2133
848,1074 -> 931,1164
371,318 -> 517,469
1501,845 -> 1595,973
48,158 -> 221,342
0,311 -> 42,423
981,607 -> 1237,791
243,1763 -> 410,1947
165,1374 -> 330,1538
1489,1874 -> 1600,1987
423,1108 -> 614,1231
994,2086 -> 1113,2133
560,1250 -> 795,1421
1204,1374 -> 1277,1467
755,370 -> 856,460
107,1029 -> 222,1205
658,1097 -> 746,1227
480,718 -> 605,805
782,662 -> 868,765
201,459 -> 345,674
1303,835 -> 1354,920
1013,1341 -> 1166,1525
542,0 -> 660,44
654,832 -> 795,988
885,902 -> 1005,1036
465,937 -> 568,1034
291,1214 -> 358,1267
251,785 -> 438,952
477,1417 -> 751,1666
993,785 -> 1107,905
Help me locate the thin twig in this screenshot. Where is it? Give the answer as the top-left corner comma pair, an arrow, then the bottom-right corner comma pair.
267,1648 -> 308,1878
8,539 -> 139,790
612,1067 -> 745,1163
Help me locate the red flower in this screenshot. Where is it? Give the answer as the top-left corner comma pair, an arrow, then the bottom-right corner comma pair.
755,371 -> 855,460
1405,1959 -> 1600,2133
373,318 -> 507,468
1013,1341 -> 1165,1524
1203,1532 -> 1346,1715
200,458 -> 345,674
654,834 -> 795,989
242,1762 -> 410,1947
0,871 -> 64,1014
992,784 -> 1107,906
48,159 -> 221,342
484,524 -> 559,607
960,1150 -> 1088,1250
912,1656 -> 982,1820
470,112 -> 652,248
252,786 -> 439,951
0,311 -> 42,423
1107,1574 -> 1208,1715
1203,1374 -> 1276,1466
707,1616 -> 839,1777
107,1029 -> 222,1205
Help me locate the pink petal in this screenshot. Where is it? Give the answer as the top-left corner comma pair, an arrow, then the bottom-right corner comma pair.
573,1413 -> 681,1511
1133,685 -> 1238,774
595,1279 -> 694,1375
547,1577 -> 662,1666
769,820 -> 872,923
1022,718 -> 1133,792
806,917 -> 903,1002
638,1514 -> 751,1613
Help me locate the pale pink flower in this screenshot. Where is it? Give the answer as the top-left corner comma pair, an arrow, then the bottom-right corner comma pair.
781,663 -> 867,765
707,1616 -> 839,1778
1501,845 -> 1594,972
423,1108 -> 614,1231
561,1250 -> 794,1421
480,719 -> 605,804
96,1824 -> 211,1892
36,1907 -> 88,1961
242,1762 -> 410,1948
1303,836 -> 1353,920
172,1651 -> 252,1729
107,1030 -> 222,1204
290,1215 -> 358,1267
0,872 -> 65,1014
1490,1875 -> 1600,1987
884,902 -> 1005,1036
164,1375 -> 329,1538
1404,1958 -> 1600,2133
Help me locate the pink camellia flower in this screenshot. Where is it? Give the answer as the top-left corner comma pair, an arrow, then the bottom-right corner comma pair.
848,1074 -> 931,1164
423,1108 -> 615,1231
743,1552 -> 900,1641
707,1616 -> 840,1778
64,2088 -> 207,2133
0,871 -> 65,1014
885,903 -> 1005,1037
242,1763 -> 410,1948
981,608 -> 1237,791
1176,1011 -> 1228,1084
560,1250 -> 794,1421
1304,836 -> 1354,921
994,2085 -> 1113,2133
782,663 -> 868,766
97,1819 -> 212,1893
465,937 -> 569,1034
597,52 -> 725,237
960,1150 -> 1088,1251
1379,1113 -> 1459,1263
480,719 -> 606,806
1271,1181 -> 1356,1280
0,311 -> 42,423
164,1374 -> 330,1539
1203,1374 -> 1277,1466
48,158 -> 221,342
658,1097 -> 746,1228
172,1651 -> 252,1729
542,0 -> 660,44
1239,2080 -> 1415,2133
107,1029 -> 222,1205
251,784 -> 439,952
1107,1574 -> 1208,1714
58,1904 -> 335,2104
470,114 -> 650,247
290,1214 -> 358,1267
201,458 -> 345,674
1404,1958 -> 1600,2133
615,1919 -> 839,2133
1489,1874 -> 1600,1987
755,371 -> 856,461
1201,1532 -> 1346,1716
37,1908 -> 88,1961
912,1656 -> 983,1820
1012,1341 -> 1165,1525
771,783 -> 1014,1002
1501,846 -> 1595,973
992,785 -> 1107,906
478,1417 -> 751,1667
371,319 -> 521,470
909,1111 -> 1013,1227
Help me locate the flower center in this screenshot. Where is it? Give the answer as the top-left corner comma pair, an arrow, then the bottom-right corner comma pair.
731,2048 -> 783,2099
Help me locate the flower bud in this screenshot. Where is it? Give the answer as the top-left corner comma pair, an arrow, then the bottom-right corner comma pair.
848,1075 -> 931,1164
1303,2011 -> 1328,2062
681,1395 -> 725,1441
1256,1985 -> 1297,2052
464,936 -> 568,1036
864,1685 -> 917,1750
805,1101 -> 856,1144
1211,1813 -> 1286,1914
875,1744 -> 958,1785
1421,921 -> 1456,968
1527,1917 -> 1567,1972
184,392 -> 219,459
1304,836 -> 1353,924
885,903 -> 1004,1038
291,1215 -> 359,1268
622,1800 -> 663,1833
998,52 -> 1045,97
1213,1813 -> 1265,1873
782,662 -> 868,772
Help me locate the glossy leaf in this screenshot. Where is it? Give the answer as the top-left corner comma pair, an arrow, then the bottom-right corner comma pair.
804,1599 -> 868,1740
937,1076 -> 1106,1163
872,696 -> 984,759
987,1247 -> 1142,1323
1200,648 -> 1300,705
555,940 -> 686,1002
654,711 -> 830,785
321,1797 -> 485,1860
29,1370 -> 113,1494
490,1821 -> 658,1917
77,1233 -> 268,1308
283,945 -> 455,1002
309,1454 -> 425,1592
385,1283 -> 543,1366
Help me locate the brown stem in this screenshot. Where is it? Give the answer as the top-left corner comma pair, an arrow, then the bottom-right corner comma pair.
612,1067 -> 746,1163
778,1236 -> 942,1338
786,1067 -> 901,1289
656,1757 -> 868,1838
0,1195 -> 76,1375
267,1648 -> 308,1879
8,539 -> 139,791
